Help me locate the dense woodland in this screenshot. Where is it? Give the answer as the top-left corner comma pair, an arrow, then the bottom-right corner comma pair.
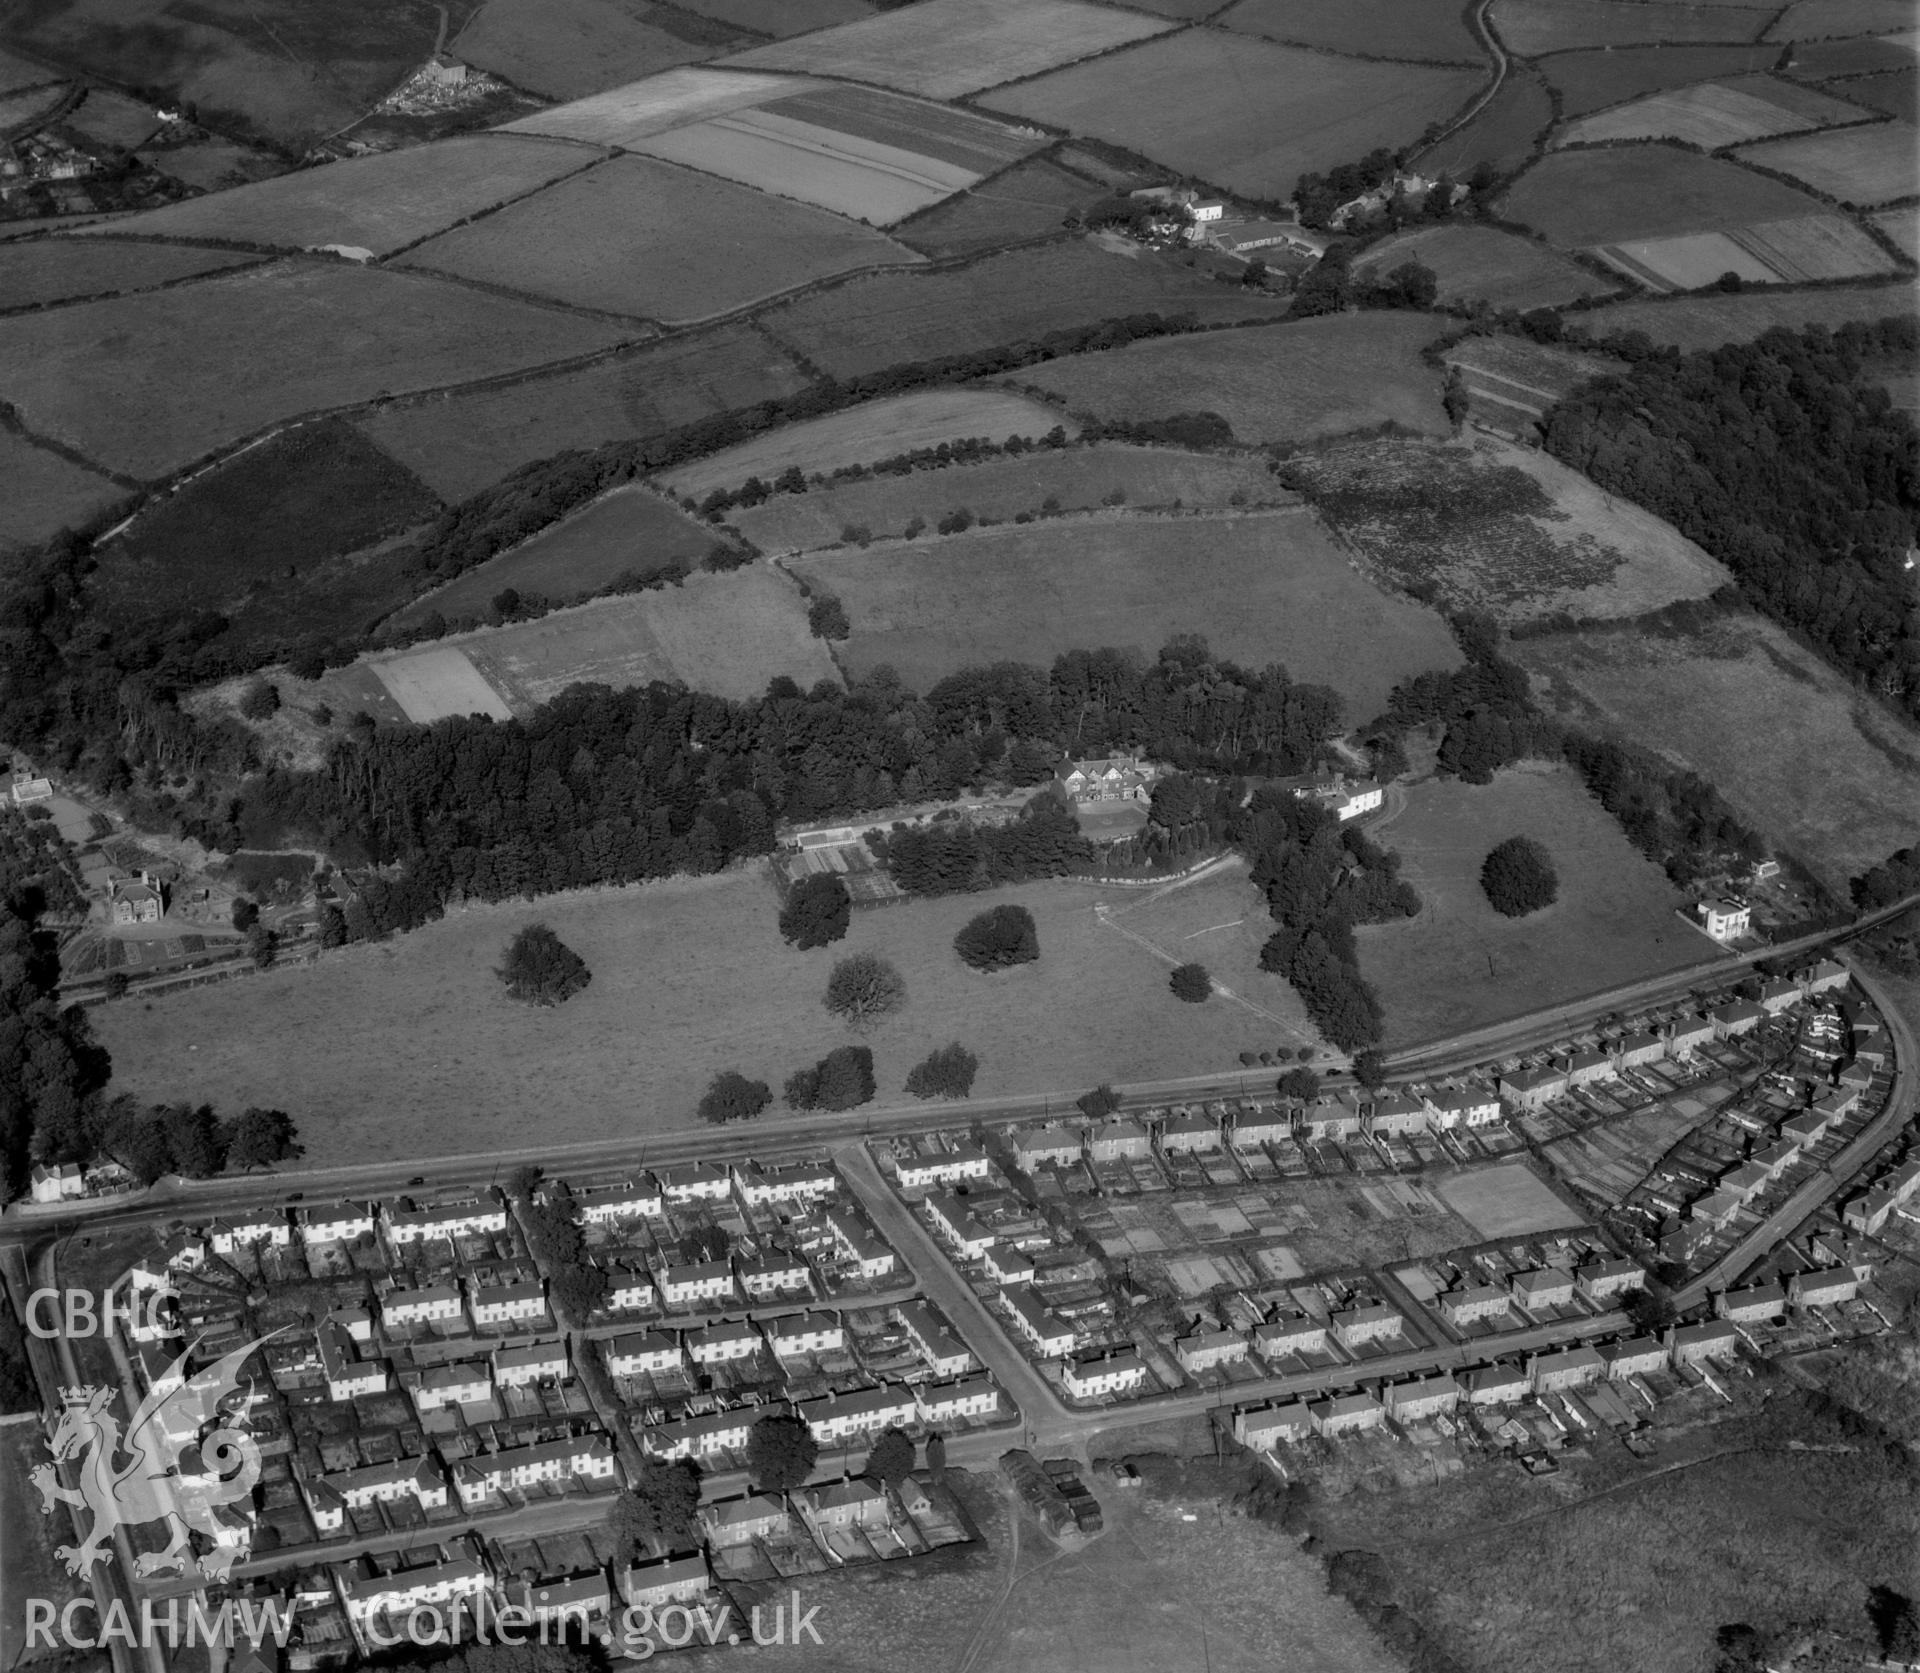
1545,320 -> 1920,714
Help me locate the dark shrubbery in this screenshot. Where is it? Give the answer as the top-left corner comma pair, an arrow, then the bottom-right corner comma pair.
904,1042 -> 979,1100
954,904 -> 1039,970
778,873 -> 852,950
496,923 -> 591,1006
1479,835 -> 1558,917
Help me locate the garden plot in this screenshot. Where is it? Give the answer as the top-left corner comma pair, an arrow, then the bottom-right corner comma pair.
1556,75 -> 1868,146
719,0 -> 1178,100
1735,120 -> 1920,204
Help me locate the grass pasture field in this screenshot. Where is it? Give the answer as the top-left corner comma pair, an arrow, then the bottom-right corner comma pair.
1784,32 -> 1920,76
1874,204 -> 1919,257
1415,68 -> 1555,175
981,30 -> 1485,200
757,239 -> 1290,380
1556,74 -> 1871,146
393,485 -> 723,626
140,137 -> 287,194
1353,763 -> 1709,1047
0,260 -> 626,481
787,506 -> 1463,720
353,324 -> 811,502
451,0 -> 745,100
728,443 -> 1289,551
1490,0 -> 1773,55
93,134 -> 600,256
1513,608 -> 1920,890
1736,119 -> 1920,203
1433,1162 -> 1587,1239
0,46 -> 59,90
1218,0 -> 1483,63
0,430 -> 124,555
1499,144 -> 1833,245
1540,42 -> 1781,115
893,155 -> 1102,257
90,868 -> 1300,1160
720,0 -> 1178,100
1590,212 -> 1898,290
1354,225 -> 1616,310
1836,67 -> 1918,119
657,390 -> 1075,498
672,0 -> 873,33
65,87 -> 164,149
369,645 -> 515,723
1009,312 -> 1450,446
1768,0 -> 1920,37
398,155 -> 918,324
0,237 -> 261,310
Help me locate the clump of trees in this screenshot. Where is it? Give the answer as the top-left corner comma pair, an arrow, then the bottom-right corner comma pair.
779,873 -> 852,949
1077,1083 -> 1122,1119
823,953 -> 906,1028
807,593 -> 850,640
785,1045 -> 875,1111
497,923 -> 591,1006
1480,836 -> 1557,917
1278,1066 -> 1320,1101
511,1174 -> 607,1321
905,1042 -> 979,1100
880,800 -> 1093,896
747,1412 -> 819,1492
697,1070 -> 772,1125
865,1428 -> 915,1485
954,904 -> 1039,970
1170,962 -> 1211,1002
91,1100 -> 303,1185
608,1457 -> 701,1556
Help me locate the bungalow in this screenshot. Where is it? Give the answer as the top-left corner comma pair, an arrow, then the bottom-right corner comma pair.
923,1192 -> 994,1259
307,1455 -> 448,1533
1561,1050 -> 1613,1089
28,1162 -> 84,1204
604,1330 -> 683,1378
1709,999 -> 1768,1039
469,1277 -> 546,1327
574,1178 -> 662,1223
699,1495 -> 787,1548
898,1476 -> 936,1518
1781,1109 -> 1829,1149
1230,1107 -> 1292,1147
1088,1119 -> 1151,1162
1462,1364 -> 1531,1406
1004,1287 -> 1077,1357
1253,1312 -> 1328,1359
1440,1284 -> 1512,1328
621,1555 -> 710,1609
1501,1065 -> 1567,1112
495,1340 -> 568,1387
412,1360 -> 492,1412
657,1260 -> 737,1308
916,1374 -> 1000,1424
824,1208 -> 896,1279
208,1210 -> 291,1255
1301,1099 -> 1366,1141
805,1477 -> 889,1529
898,1302 -> 973,1377
638,1408 -> 754,1461
1014,1126 -> 1084,1171
1160,1109 -> 1221,1153
1233,1400 -> 1314,1450
686,1319 -> 762,1366
1384,1372 -> 1460,1421
983,1242 -> 1036,1286
605,1269 -> 656,1313
1309,1391 -> 1384,1436
1666,1015 -> 1716,1056
1367,1092 -> 1428,1138
1061,1348 -> 1148,1400
524,1575 -> 610,1627
1599,1336 -> 1668,1380
1575,1257 -> 1644,1306
381,1284 -> 464,1330
1788,1267 -> 1860,1307
896,1145 -> 993,1191
736,1251 -> 811,1301
339,1557 -> 486,1627
763,1311 -> 844,1358
1527,1344 -> 1604,1392
1331,1303 -> 1402,1350
1615,1031 -> 1666,1069
798,1384 -> 918,1443
1758,977 -> 1802,1015
1690,1189 -> 1746,1230
297,1202 -> 375,1245
383,1197 -> 507,1245
657,1162 -> 731,1204
1510,1267 -> 1576,1312
1715,1284 -> 1786,1324
453,1434 -> 619,1508
1698,898 -> 1750,943
1667,1320 -> 1742,1367
1175,1328 -> 1248,1374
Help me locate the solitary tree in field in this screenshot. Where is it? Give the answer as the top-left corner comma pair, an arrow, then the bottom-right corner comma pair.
954,904 -> 1039,971
824,953 -> 906,1029
698,1070 -> 772,1125
1169,962 -> 1211,1003
1480,836 -> 1559,918
747,1413 -> 819,1492
497,922 -> 591,1006
779,873 -> 851,950
905,1042 -> 979,1100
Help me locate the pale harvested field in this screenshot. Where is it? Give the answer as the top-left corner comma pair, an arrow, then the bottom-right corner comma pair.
1592,229 -> 1782,290
1768,0 -> 1920,37
457,564 -> 837,705
1557,75 -> 1865,146
981,30 -> 1483,199
1514,609 -> 1920,890
1354,225 -> 1616,310
85,135 -> 598,255
1354,763 -> 1709,1046
1,237 -> 260,308
1009,312 -> 1450,446
729,444 -> 1288,551
1435,1162 -> 1588,1239
93,870 -> 1294,1163
1491,0 -> 1773,55
1736,120 -> 1920,203
720,0 -> 1178,99
0,262 -> 625,481
452,0 -> 739,100
789,506 -> 1462,721
1501,145 -> 1827,244
1576,275 -> 1920,346
0,430 -> 124,554
659,390 -> 1073,498
499,66 -> 820,145
354,324 -> 810,501
369,645 -> 515,723
398,154 -> 918,324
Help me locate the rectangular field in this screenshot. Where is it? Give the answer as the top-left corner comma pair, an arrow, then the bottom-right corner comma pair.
93,133 -> 600,255
1353,763 -> 1711,1047
354,325 -> 811,502
729,443 -> 1289,552
1354,224 -> 1616,310
719,0 -> 1177,99
1499,145 -> 1832,245
498,66 -> 822,145
757,239 -> 1290,379
658,390 -> 1074,499
1576,276 -> 1920,346
1219,0 -> 1482,62
0,261 -> 626,482
895,155 -> 1101,257
982,30 -> 1484,200
1009,312 -> 1450,446
1874,204 -> 1919,258
3,237 -> 261,307
672,0 -> 873,34
370,646 -> 516,723
1433,1163 -> 1587,1239
1559,75 -> 1866,146
1513,608 -> 1920,891
1735,120 -> 1920,204
788,506 -> 1462,721
0,430 -> 124,555
1542,42 -> 1781,115
397,154 -> 919,325
1592,230 -> 1782,291
1784,32 -> 1920,75
1491,0 -> 1773,56
1768,0 -> 1920,37
451,0 -> 743,100
1596,214 -> 1898,288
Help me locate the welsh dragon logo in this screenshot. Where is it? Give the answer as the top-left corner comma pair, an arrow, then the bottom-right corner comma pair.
32,1332 -> 280,1581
